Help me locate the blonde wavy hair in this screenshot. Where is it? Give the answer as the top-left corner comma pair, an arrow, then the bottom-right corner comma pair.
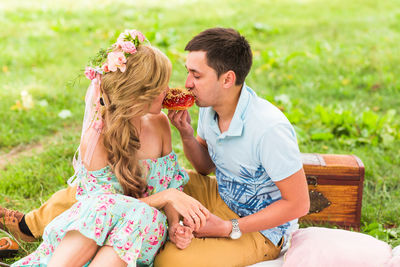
100,45 -> 171,198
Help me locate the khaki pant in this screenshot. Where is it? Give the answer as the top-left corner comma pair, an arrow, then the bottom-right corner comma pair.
155,170 -> 282,267
25,185 -> 77,238
25,170 -> 282,266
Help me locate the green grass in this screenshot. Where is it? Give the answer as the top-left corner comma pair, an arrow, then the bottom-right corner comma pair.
1,0 -> 400,261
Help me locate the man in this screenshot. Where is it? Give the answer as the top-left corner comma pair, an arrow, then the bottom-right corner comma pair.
155,27 -> 309,266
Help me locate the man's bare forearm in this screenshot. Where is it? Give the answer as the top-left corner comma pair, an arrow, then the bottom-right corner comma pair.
195,197 -> 309,238
194,169 -> 310,238
167,109 -> 215,174
181,135 -> 215,175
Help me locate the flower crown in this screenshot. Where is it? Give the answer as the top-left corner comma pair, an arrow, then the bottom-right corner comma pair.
84,29 -> 146,80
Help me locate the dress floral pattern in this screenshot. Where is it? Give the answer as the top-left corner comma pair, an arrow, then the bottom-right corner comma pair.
12,151 -> 188,267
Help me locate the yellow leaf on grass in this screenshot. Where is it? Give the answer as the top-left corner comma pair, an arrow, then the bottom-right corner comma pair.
11,100 -> 22,110
341,78 -> 350,85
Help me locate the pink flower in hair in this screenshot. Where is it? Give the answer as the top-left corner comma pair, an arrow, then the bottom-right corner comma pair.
107,51 -> 127,72
118,29 -> 145,42
85,67 -> 96,80
120,41 -> 137,54
129,30 -> 145,42
117,31 -> 129,43
102,62 -> 110,73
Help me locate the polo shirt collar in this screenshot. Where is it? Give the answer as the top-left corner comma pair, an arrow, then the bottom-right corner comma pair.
209,83 -> 251,138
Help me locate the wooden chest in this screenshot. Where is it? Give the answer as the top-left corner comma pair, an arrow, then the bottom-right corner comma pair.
299,153 -> 365,230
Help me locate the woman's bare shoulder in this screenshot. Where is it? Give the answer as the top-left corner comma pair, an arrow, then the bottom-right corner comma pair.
145,112 -> 172,153
146,112 -> 171,130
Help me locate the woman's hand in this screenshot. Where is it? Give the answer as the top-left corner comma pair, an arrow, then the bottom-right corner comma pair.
139,188 -> 210,230
166,188 -> 210,231
168,223 -> 193,250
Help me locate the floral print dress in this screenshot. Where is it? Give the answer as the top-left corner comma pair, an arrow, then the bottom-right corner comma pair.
12,151 -> 189,267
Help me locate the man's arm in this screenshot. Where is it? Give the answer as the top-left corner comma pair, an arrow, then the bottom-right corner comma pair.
193,168 -> 310,237
183,135 -> 215,175
168,110 -> 215,175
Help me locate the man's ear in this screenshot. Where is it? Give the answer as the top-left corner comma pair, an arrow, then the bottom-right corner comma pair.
221,70 -> 236,88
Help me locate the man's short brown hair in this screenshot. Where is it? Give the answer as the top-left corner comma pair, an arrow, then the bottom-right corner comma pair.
185,27 -> 252,86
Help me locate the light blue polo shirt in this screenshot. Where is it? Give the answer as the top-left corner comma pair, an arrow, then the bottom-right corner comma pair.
197,84 -> 302,245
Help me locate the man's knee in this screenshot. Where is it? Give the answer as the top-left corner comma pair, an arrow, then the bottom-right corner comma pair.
25,185 -> 77,237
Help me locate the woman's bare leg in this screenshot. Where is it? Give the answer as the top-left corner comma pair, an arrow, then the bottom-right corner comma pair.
48,230 -> 98,267
89,245 -> 127,267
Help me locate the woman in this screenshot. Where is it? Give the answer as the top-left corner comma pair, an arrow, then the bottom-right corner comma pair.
12,30 -> 207,267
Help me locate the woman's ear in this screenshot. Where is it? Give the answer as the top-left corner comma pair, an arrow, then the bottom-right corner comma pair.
221,70 -> 236,88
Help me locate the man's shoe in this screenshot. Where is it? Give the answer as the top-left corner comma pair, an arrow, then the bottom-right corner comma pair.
0,207 -> 36,242
0,237 -> 19,258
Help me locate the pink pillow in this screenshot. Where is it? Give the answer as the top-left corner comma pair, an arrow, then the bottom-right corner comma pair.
283,227 -> 392,267
389,256 -> 400,267
388,246 -> 400,267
